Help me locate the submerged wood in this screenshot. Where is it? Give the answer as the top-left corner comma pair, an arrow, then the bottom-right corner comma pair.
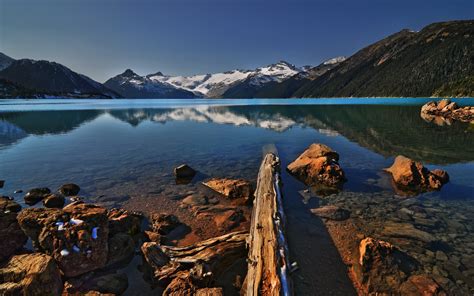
244,153 -> 292,296
142,230 -> 248,290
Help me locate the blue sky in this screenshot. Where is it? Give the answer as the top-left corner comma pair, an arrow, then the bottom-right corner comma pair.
0,0 -> 472,82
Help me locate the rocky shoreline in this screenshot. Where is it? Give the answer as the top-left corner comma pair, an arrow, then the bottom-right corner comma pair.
421,99 -> 474,125
0,143 -> 472,295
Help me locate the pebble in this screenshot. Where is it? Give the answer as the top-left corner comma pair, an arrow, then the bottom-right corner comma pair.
60,249 -> 70,257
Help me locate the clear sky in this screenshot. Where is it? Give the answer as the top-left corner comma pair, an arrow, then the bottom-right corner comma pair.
0,0 -> 472,82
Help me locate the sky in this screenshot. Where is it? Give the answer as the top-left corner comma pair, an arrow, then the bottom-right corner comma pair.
0,0 -> 473,82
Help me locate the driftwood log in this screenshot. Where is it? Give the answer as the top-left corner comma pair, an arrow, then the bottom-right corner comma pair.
141,230 -> 248,294
244,153 -> 293,295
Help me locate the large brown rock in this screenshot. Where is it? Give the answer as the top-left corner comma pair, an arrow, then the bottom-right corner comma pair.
400,274 -> 446,296
58,183 -> 80,196
420,99 -> 473,123
203,178 -> 253,202
107,208 -> 142,236
354,237 -> 418,294
384,155 -> 449,195
287,143 -> 345,187
0,253 -> 63,296
0,211 -> 27,262
43,193 -> 65,209
17,203 -> 110,277
150,213 -> 181,235
63,271 -> 128,295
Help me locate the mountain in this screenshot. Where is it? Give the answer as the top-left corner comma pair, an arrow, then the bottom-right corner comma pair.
0,59 -> 119,98
104,69 -> 196,98
247,57 -> 346,98
220,61 -> 304,98
0,53 -> 14,71
294,20 -> 474,98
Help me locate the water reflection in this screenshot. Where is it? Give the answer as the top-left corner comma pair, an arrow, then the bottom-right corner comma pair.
2,105 -> 473,164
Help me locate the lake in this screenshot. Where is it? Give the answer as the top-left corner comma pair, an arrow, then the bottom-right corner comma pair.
0,98 -> 473,295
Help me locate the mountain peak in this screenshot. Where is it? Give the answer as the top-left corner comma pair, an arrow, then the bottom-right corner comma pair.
122,69 -> 138,77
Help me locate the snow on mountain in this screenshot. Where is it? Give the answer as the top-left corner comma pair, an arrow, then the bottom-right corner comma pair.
148,61 -> 302,97
322,56 -> 346,65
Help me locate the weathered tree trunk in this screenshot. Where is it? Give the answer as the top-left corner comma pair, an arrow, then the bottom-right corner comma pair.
244,153 -> 292,296
141,230 -> 248,293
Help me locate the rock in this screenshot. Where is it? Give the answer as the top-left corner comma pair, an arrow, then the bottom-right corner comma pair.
384,156 -> 449,194
441,102 -> 458,113
437,99 -> 451,110
43,193 -> 65,208
163,271 -> 197,296
144,230 -> 162,243
18,203 -> 110,277
58,183 -> 80,196
0,196 -> 22,213
213,208 -> 244,231
196,287 -> 224,296
0,253 -> 62,295
0,180 -> 4,188
421,101 -> 438,114
382,222 -> 435,243
107,233 -> 135,266
0,211 -> 28,261
24,187 -> 51,205
435,251 -> 448,261
174,164 -> 196,179
287,143 -> 345,187
311,205 -> 351,221
17,208 -> 64,249
64,271 -> 128,295
181,194 -> 209,207
107,208 -> 142,236
400,274 -> 445,296
354,237 -> 418,294
203,178 -> 253,202
150,213 -> 181,235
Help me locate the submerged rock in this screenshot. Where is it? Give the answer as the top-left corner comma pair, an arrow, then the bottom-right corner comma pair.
382,222 -> 435,243
287,143 -> 345,188
0,253 -> 63,295
43,193 -> 65,208
203,178 -> 253,202
24,187 -> 51,205
64,271 -> 129,295
174,164 -> 196,179
384,155 -> 449,195
311,205 -> 350,221
107,208 -> 142,236
400,274 -> 445,296
58,183 -> 81,196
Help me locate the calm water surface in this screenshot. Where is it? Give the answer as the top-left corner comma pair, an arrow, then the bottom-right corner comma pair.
0,98 -> 473,295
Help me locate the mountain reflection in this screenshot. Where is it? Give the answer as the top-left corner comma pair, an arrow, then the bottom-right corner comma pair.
1,105 -> 472,164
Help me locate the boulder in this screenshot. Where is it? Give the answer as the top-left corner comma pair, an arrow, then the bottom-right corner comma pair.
18,203 -> 110,277
43,193 -> 65,208
311,205 -> 351,221
196,287 -> 224,296
384,156 -> 449,194
354,237 -> 418,294
420,99 -> 473,123
203,178 -> 253,202
174,164 -> 196,179
150,213 -> 181,235
441,102 -> 458,113
107,208 -> 142,236
0,196 -> 22,213
58,183 -> 81,196
287,143 -> 345,187
0,211 -> 28,261
0,253 -> 63,295
24,187 -> 51,205
213,208 -> 244,231
382,222 -> 435,243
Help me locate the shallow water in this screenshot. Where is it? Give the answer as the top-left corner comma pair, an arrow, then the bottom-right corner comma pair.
0,98 -> 473,294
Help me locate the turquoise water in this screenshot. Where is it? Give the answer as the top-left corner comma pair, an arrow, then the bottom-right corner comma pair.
0,98 -> 473,294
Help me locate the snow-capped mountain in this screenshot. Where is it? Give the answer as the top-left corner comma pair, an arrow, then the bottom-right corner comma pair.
104,69 -> 196,98
322,56 -> 346,65
148,60 -> 304,98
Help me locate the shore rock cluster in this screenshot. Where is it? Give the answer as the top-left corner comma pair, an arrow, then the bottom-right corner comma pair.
421,99 -> 474,125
